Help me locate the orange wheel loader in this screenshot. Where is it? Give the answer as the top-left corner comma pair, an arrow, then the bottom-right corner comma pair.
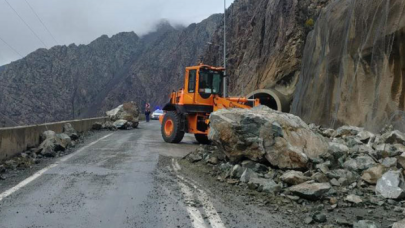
159,64 -> 261,144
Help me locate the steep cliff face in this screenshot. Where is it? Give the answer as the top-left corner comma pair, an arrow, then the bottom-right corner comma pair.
0,15 -> 221,126
203,0 -> 330,98
291,0 -> 405,132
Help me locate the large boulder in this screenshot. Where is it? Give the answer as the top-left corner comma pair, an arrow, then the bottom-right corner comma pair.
107,102 -> 139,125
209,107 -> 329,169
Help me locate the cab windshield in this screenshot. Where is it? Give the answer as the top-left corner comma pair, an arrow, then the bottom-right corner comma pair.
198,70 -> 223,96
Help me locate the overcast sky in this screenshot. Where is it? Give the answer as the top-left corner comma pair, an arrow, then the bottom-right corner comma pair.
0,0 -> 234,66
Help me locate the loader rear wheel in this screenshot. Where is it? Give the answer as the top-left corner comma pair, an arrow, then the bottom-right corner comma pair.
161,111 -> 185,143
195,134 -> 211,145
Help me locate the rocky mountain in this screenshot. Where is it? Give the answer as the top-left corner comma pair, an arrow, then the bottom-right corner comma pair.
291,0 -> 405,132
203,0 -> 330,100
0,15 -> 221,126
204,0 -> 405,132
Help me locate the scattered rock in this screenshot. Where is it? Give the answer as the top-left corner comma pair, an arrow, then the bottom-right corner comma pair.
304,217 -> 314,224
392,219 -> 405,228
240,168 -> 258,183
328,142 -> 349,159
376,170 -> 405,199
63,123 -> 78,140
334,126 -> 363,138
383,130 -> 405,144
113,119 -> 130,130
353,220 -> 378,228
289,181 -> 331,200
361,165 -> 386,184
381,157 -> 397,168
55,133 -> 72,151
280,171 -> 310,185
312,212 -> 327,223
230,165 -> 244,179
40,130 -> 56,142
344,194 -> 363,204
250,178 -> 282,194
187,153 -> 202,163
312,172 -> 329,183
336,218 -> 351,226
241,160 -> 269,173
343,156 -> 376,172
397,153 -> 405,169
207,156 -> 219,165
92,122 -> 103,130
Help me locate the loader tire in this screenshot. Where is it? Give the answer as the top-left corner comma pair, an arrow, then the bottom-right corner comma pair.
161,111 -> 185,143
195,134 -> 211,145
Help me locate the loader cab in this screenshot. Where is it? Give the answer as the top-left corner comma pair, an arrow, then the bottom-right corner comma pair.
184,65 -> 224,106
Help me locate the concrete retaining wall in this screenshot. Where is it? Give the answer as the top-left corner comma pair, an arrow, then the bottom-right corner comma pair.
0,117 -> 108,161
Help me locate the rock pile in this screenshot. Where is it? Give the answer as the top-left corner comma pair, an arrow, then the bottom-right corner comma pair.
188,106 -> 405,226
0,124 -> 83,180
106,102 -> 139,130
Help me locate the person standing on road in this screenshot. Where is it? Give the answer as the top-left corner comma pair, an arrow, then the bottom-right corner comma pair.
145,102 -> 151,122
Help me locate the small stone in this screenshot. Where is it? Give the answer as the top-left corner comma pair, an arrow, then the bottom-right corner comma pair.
330,178 -> 340,186
393,219 -> 405,228
280,170 -> 311,185
344,194 -> 363,204
230,165 -> 244,178
207,156 -> 218,165
312,172 -> 329,183
304,217 -> 314,224
336,218 -> 351,226
0,175 -> 5,180
312,212 -> 327,223
361,165 -> 386,184
343,156 -> 376,172
383,130 -> 405,144
240,169 -> 258,183
381,157 -> 397,168
330,197 -> 338,205
289,181 -> 332,200
187,153 -> 202,163
353,220 -> 378,228
226,179 -> 239,185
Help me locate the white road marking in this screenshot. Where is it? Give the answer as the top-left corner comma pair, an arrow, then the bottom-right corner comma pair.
171,159 -> 226,228
0,133 -> 114,202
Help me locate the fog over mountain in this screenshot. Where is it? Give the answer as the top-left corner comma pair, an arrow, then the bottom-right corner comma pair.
0,0 -> 234,66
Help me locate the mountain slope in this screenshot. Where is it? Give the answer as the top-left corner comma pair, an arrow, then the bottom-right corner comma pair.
0,15 -> 221,126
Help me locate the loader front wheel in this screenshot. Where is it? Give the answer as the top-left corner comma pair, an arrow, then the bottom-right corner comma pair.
195,134 -> 211,145
161,111 -> 185,143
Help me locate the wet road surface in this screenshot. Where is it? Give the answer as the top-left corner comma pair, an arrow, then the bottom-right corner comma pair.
0,122 -> 199,228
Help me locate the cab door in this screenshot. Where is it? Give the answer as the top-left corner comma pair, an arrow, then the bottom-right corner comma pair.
182,69 -> 197,105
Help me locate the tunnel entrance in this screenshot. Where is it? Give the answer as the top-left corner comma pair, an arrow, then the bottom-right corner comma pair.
246,89 -> 290,112
248,93 -> 278,110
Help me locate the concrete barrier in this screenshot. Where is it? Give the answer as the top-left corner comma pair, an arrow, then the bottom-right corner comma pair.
0,117 -> 108,161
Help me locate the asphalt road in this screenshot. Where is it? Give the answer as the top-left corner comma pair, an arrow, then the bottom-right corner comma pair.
0,121 -> 200,228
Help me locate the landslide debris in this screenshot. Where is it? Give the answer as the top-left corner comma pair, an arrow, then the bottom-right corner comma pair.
185,107 -> 405,227
105,102 -> 140,130
0,123 -> 113,181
